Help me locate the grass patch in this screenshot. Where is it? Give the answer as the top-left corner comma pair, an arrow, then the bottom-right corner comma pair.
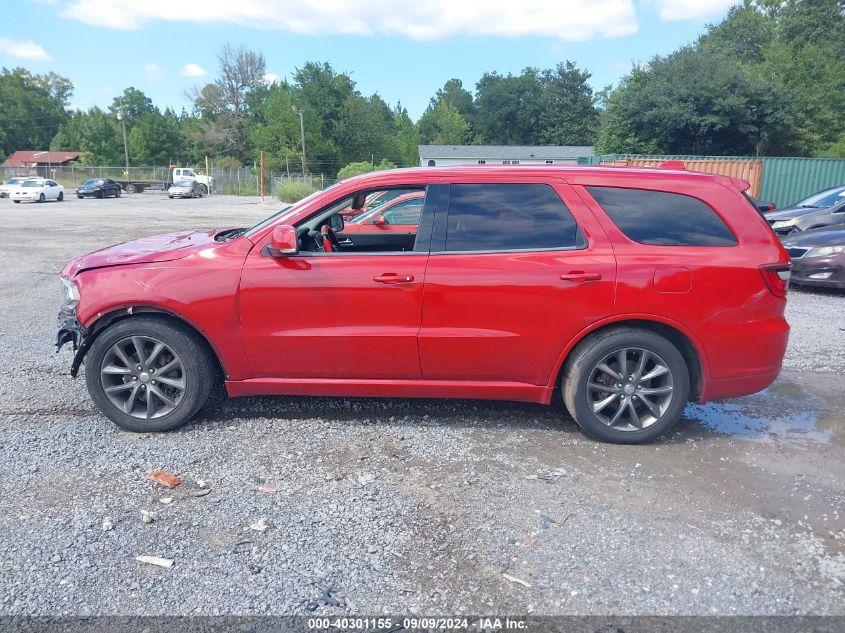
276,180 -> 319,203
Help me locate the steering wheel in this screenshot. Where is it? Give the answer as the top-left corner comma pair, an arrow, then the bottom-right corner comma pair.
320,225 -> 342,253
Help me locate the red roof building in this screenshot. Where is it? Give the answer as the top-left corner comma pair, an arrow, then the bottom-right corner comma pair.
2,150 -> 81,169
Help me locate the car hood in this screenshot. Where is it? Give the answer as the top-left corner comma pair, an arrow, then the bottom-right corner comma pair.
764,206 -> 825,221
62,229 -> 218,277
783,228 -> 845,248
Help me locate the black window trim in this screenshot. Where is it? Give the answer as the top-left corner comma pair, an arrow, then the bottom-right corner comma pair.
430,181 -> 588,254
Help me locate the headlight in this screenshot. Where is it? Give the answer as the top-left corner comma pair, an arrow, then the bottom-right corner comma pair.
771,219 -> 797,229
61,277 -> 80,308
805,245 -> 845,258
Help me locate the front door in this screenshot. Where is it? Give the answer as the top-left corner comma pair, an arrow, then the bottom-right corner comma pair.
238,186 -> 436,380
419,181 -> 616,386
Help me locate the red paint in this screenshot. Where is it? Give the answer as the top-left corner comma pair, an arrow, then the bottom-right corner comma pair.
61,165 -> 790,406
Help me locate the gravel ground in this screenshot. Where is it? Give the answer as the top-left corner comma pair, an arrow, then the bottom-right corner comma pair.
0,193 -> 843,616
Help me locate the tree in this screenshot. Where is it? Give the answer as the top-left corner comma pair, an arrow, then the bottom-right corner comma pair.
474,69 -> 545,144
394,103 -> 420,166
417,101 -> 472,145
0,68 -> 72,156
51,107 -> 122,164
430,78 -> 475,122
213,44 -> 266,160
538,61 -> 598,145
336,94 -> 399,165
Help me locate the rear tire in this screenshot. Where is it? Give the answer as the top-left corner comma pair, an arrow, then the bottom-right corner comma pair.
562,327 -> 690,444
126,184 -> 137,194
84,317 -> 217,432
13,200 -> 20,203
201,184 -> 209,195
115,188 -> 121,198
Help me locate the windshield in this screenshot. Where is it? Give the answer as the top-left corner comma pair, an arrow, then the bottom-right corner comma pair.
173,181 -> 194,187
4,178 -> 25,185
244,182 -> 341,236
83,179 -> 104,186
796,187 -> 845,208
22,179 -> 42,188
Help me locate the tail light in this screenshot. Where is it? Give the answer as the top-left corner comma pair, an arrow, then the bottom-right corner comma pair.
766,203 -> 776,211
759,263 -> 791,297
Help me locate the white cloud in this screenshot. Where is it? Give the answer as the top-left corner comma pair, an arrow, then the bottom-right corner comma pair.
263,73 -> 280,85
649,0 -> 739,22
144,63 -> 162,80
60,0 -> 638,40
181,63 -> 207,77
0,37 -> 52,61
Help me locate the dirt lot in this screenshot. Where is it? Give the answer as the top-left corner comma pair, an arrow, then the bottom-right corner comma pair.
0,193 -> 843,616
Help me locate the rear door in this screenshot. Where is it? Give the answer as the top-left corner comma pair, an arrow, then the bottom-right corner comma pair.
418,179 -> 616,386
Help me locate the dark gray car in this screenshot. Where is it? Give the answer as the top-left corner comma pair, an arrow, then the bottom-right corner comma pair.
764,185 -> 845,237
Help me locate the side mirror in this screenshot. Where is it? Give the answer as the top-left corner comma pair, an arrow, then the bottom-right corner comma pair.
373,215 -> 387,226
267,225 -> 298,257
329,213 -> 344,232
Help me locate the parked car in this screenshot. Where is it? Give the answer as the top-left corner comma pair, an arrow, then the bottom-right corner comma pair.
56,166 -> 790,444
0,177 -> 28,198
782,227 -> 845,289
336,187 -> 419,219
77,178 -> 122,199
764,185 -> 845,236
11,178 -> 64,203
168,180 -> 205,199
338,191 -> 425,251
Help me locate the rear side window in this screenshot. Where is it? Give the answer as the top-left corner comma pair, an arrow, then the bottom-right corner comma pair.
587,186 -> 737,246
445,183 -> 582,252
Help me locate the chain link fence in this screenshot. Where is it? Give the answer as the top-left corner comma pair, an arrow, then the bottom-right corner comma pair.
2,165 -> 336,201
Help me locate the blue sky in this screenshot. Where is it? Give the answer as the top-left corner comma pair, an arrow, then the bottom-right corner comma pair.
2,0 -> 739,120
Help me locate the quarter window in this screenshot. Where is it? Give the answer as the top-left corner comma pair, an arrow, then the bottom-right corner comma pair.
444,183 -> 583,252
586,186 -> 737,246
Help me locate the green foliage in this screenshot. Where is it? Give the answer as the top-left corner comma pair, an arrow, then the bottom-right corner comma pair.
276,179 -> 319,203
418,101 -> 473,145
0,67 -> 72,157
598,0 -> 845,156
337,159 -> 396,180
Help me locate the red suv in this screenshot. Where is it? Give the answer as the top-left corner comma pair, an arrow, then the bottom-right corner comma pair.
56,166 -> 791,443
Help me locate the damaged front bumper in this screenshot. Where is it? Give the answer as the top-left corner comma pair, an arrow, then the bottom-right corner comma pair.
56,307 -> 90,377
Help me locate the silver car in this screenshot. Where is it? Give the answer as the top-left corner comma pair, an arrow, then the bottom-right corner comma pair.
168,180 -> 205,199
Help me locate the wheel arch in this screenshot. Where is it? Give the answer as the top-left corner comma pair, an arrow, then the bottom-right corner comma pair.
71,306 -> 226,379
548,316 -> 707,404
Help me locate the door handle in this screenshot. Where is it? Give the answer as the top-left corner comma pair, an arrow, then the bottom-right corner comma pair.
560,271 -> 602,283
338,238 -> 353,246
373,273 -> 415,284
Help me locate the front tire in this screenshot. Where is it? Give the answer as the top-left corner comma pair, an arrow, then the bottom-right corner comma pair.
84,317 -> 217,432
39,193 -> 45,203
57,192 -> 64,202
562,328 -> 690,444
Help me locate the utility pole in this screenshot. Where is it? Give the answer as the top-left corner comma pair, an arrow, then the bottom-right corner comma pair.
116,98 -> 130,177
260,151 -> 265,201
292,106 -> 306,174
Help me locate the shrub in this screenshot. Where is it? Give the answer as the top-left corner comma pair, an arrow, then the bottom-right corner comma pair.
336,159 -> 397,180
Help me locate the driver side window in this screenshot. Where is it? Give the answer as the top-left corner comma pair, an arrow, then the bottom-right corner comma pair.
304,186 -> 429,254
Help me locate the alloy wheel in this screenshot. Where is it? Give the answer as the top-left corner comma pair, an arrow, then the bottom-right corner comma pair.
585,347 -> 674,431
100,336 -> 186,419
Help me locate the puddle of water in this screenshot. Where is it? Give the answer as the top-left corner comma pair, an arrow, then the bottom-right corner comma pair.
684,400 -> 834,444
683,374 -> 844,445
